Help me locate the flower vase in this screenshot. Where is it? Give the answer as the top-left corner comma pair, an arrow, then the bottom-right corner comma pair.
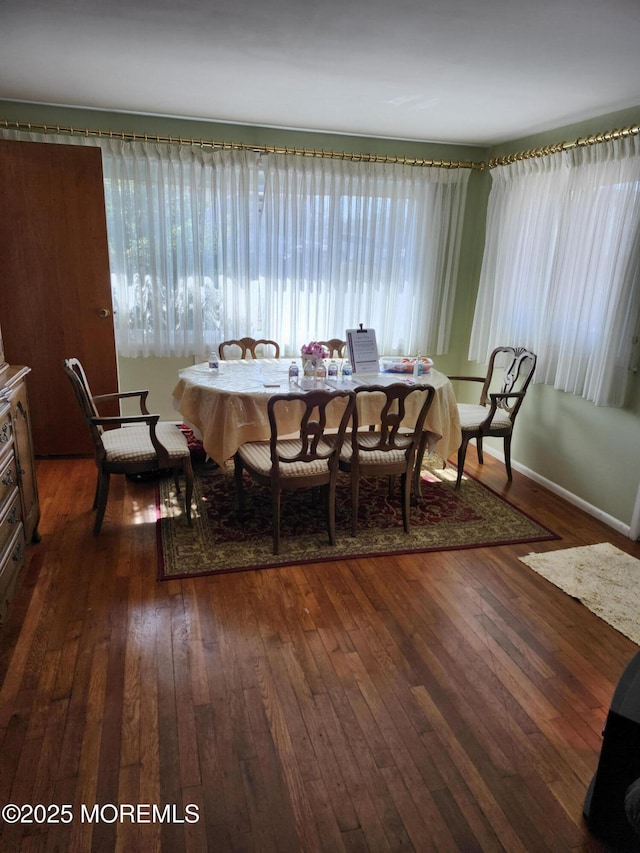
302,356 -> 317,378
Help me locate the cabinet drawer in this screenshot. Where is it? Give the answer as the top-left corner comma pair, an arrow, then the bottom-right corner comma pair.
0,453 -> 18,512
0,451 -> 18,511
0,522 -> 26,630
0,490 -> 21,556
0,405 -> 11,450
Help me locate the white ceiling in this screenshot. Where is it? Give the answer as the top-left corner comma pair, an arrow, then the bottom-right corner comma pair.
1,0 -> 639,147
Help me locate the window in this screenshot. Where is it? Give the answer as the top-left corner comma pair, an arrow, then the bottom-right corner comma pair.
470,136 -> 640,406
102,142 -> 470,358
0,127 -> 470,360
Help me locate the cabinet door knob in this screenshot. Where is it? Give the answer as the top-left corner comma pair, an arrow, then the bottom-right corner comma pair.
98,308 -> 111,319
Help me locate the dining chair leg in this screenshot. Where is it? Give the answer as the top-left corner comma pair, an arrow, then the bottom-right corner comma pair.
455,439 -> 470,489
476,435 -> 484,465
93,470 -> 110,535
504,435 -> 513,480
413,431 -> 429,501
92,472 -> 100,510
272,486 -> 281,555
401,472 -> 411,533
183,458 -> 194,525
387,475 -> 395,499
350,467 -> 360,536
233,453 -> 245,516
327,482 -> 337,546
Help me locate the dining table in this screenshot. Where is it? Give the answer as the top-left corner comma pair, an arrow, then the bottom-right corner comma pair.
172,358 -> 461,469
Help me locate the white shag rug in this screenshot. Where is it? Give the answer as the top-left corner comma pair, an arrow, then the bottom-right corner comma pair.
519,542 -> 640,646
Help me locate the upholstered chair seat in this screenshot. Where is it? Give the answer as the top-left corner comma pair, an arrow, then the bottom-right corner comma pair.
338,430 -> 411,466
237,438 -> 336,478
101,422 -> 193,463
456,403 -> 513,432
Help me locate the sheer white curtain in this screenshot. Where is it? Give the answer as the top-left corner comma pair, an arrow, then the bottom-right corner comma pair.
103,142 -> 262,357
0,128 -> 470,359
470,135 -> 640,406
259,154 -> 470,356
0,128 -> 263,357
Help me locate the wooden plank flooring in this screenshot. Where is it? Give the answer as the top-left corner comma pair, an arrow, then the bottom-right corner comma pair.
1,453 -> 639,851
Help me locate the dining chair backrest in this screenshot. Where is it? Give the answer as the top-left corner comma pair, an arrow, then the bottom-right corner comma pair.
267,389 -> 355,476
352,383 -> 436,462
218,337 -> 280,360
64,357 -> 104,449
342,382 -> 436,535
65,356 -> 100,422
478,346 -> 537,424
317,338 -> 346,358
235,388 -> 356,554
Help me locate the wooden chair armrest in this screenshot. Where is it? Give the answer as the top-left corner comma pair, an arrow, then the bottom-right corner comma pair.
448,376 -> 485,383
93,389 -> 150,414
91,414 -> 159,428
489,391 -> 525,404
476,391 -> 526,431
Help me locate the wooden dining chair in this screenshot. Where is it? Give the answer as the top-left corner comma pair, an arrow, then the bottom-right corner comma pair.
64,357 -> 193,534
218,337 -> 280,360
339,383 -> 436,534
234,389 -> 356,554
449,345 -> 537,488
317,338 -> 346,358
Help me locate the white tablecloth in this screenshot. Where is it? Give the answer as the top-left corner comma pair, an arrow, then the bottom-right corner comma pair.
172,359 -> 461,468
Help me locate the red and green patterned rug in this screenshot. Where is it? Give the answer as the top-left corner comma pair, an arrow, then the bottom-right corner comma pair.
156,460 -> 559,579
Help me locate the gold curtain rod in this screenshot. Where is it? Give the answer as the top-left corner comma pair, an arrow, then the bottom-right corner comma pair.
0,119 -> 485,171
488,123 -> 640,168
2,118 -> 638,171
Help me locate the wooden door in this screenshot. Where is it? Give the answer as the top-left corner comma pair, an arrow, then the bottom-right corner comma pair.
0,138 -> 118,455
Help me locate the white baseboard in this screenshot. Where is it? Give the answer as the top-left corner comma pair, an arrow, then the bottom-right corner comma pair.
481,446 -> 633,539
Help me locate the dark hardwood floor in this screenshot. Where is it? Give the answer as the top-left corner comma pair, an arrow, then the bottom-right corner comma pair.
1,453 -> 639,852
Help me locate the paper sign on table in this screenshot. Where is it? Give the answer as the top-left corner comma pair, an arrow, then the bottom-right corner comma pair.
346,325 -> 380,374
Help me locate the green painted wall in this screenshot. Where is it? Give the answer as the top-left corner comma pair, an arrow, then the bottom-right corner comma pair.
2,99 -> 638,530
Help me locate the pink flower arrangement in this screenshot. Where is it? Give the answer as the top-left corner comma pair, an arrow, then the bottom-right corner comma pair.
300,341 -> 328,359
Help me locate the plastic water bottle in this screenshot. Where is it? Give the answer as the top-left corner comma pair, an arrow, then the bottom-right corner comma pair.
316,360 -> 327,382
328,359 -> 338,379
342,361 -> 352,380
208,352 -> 219,372
414,354 -> 423,378
288,361 -> 299,383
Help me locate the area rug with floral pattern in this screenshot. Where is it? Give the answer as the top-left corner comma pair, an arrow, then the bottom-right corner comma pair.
156,460 -> 559,579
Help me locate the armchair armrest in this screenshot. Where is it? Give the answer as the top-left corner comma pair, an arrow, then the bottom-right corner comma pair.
477,391 -> 526,431
93,389 -> 150,415
488,390 -> 525,414
489,391 -> 525,404
91,414 -> 159,428
447,376 -> 485,383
